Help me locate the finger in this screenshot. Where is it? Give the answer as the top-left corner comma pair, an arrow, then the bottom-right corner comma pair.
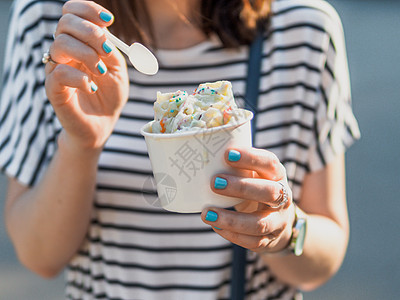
62,0 -> 114,27
217,230 -> 276,253
44,57 -> 59,75
55,13 -> 115,59
56,6 -> 124,70
211,175 -> 291,208
50,33 -> 108,76
225,147 -> 286,181
201,208 -> 285,237
46,64 -> 96,104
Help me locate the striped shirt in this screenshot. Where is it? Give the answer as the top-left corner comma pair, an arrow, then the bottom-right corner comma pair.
0,0 -> 360,299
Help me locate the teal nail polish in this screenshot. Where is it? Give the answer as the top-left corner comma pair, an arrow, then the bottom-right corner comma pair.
102,41 -> 113,54
97,61 -> 107,74
206,211 -> 218,222
100,11 -> 113,22
214,227 -> 222,230
228,150 -> 241,162
214,177 -> 227,189
90,81 -> 98,92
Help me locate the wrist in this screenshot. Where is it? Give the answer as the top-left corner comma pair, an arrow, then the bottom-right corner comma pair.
57,131 -> 103,161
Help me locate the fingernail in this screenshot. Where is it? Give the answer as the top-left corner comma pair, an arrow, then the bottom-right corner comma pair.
99,11 -> 113,23
214,177 -> 227,189
97,61 -> 107,74
214,227 -> 222,230
102,41 -> 113,54
90,81 -> 98,92
205,211 -> 218,222
228,150 -> 241,162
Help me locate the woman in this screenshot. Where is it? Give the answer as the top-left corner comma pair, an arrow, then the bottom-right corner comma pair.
0,0 -> 360,299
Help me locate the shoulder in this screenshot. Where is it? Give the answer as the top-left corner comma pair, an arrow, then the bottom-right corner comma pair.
271,0 -> 344,32
269,0 -> 347,55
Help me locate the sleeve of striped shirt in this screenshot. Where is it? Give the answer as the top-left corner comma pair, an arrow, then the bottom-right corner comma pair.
307,1 -> 361,172
0,0 -> 62,186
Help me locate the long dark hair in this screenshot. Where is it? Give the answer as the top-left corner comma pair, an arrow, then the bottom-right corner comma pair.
96,0 -> 272,48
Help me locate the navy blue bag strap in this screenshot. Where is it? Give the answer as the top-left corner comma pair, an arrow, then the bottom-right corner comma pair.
230,31 -> 264,300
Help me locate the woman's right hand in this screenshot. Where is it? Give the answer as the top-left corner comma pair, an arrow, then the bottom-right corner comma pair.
45,0 -> 129,154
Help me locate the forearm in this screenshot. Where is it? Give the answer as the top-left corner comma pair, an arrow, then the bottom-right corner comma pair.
5,136 -> 101,277
262,211 -> 349,291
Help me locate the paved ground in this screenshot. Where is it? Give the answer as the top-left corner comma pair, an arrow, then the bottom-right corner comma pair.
0,0 -> 399,299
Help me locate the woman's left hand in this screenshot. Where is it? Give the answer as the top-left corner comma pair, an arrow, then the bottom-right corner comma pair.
201,147 -> 296,254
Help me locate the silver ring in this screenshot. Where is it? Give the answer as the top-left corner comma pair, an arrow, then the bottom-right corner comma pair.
42,51 -> 57,65
268,182 -> 289,209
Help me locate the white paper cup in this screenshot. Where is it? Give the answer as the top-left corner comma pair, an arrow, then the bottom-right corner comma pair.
140,109 -> 253,213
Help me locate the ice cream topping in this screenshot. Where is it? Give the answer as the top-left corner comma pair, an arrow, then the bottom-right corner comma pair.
151,81 -> 245,133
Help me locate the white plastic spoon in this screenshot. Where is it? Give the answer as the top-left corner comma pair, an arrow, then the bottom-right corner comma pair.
104,29 -> 159,75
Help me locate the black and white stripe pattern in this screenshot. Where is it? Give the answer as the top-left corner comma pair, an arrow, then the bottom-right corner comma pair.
0,0 -> 359,299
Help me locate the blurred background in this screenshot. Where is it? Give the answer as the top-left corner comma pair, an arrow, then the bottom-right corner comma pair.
0,0 -> 399,299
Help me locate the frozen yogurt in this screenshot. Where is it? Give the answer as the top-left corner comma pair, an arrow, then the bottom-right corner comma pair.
151,81 -> 246,133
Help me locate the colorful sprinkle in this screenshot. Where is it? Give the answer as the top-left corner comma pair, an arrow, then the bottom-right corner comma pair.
223,106 -> 232,124
160,118 -> 166,133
